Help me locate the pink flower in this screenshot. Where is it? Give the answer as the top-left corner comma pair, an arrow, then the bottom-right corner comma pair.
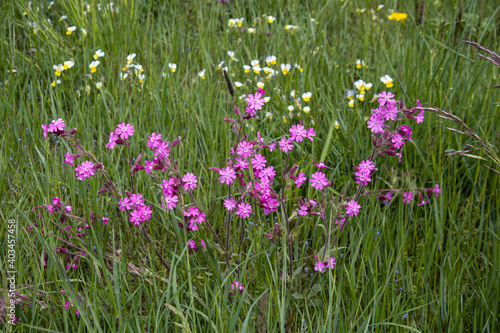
162,178 -> 177,196
138,205 -> 153,220
258,88 -> 266,95
236,202 -> 252,219
42,124 -> 49,138
147,132 -> 162,149
309,172 -> 329,190
235,157 -> 249,169
326,257 -> 336,269
289,124 -> 307,142
129,193 -> 145,207
354,170 -> 371,186
224,197 -> 237,211
64,152 -> 76,166
295,172 -> 306,187
269,142 -> 276,152
130,210 -> 142,226
345,200 -> 361,217
49,118 -> 66,132
246,91 -> 265,111
403,191 -> 413,204
260,166 -> 276,180
251,154 -> 267,170
297,205 -> 308,216
400,125 -> 412,140
391,133 -> 405,149
53,197 -> 60,205
200,239 -> 206,248
236,141 -> 254,158
188,239 -> 197,249
279,136 -> 293,153
75,161 -> 95,180
164,195 -> 178,209
316,162 -> 327,169
377,91 -> 395,107
145,160 -> 154,175
103,217 -> 109,225
65,205 -> 72,213
367,115 -> 385,134
415,111 -> 424,124
153,141 -> 170,159
397,148 -> 403,163
219,167 -> 237,185
119,197 -> 132,211
432,184 -> 440,197
106,131 -> 119,149
305,127 -> 316,141
358,160 -> 375,173
383,105 -> 399,121
182,173 -> 198,191
314,261 -> 326,272
232,280 -> 245,293
116,123 -> 134,140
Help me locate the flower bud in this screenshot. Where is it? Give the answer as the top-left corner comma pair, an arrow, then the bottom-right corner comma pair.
171,136 -> 181,147
233,104 -> 241,116
116,139 -> 126,145
97,188 -> 108,195
135,153 -> 143,164
209,167 -> 221,173
70,128 -> 77,135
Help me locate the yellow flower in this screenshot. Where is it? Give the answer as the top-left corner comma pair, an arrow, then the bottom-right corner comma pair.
346,90 -> 356,100
94,49 -> 105,60
236,17 -> 244,27
388,12 -> 408,21
355,59 -> 367,69
265,55 -> 277,65
354,79 -> 372,92
267,16 -> 276,23
217,61 -> 225,70
303,106 -> 310,113
356,93 -> 365,101
248,27 -> 256,34
89,60 -> 100,73
263,67 -> 272,74
250,60 -> 260,67
59,15 -> 67,21
334,120 -> 340,129
62,60 -> 74,70
380,74 -> 394,88
228,51 -> 236,61
53,64 -> 64,76
51,80 -> 61,87
234,81 -> 243,88
198,69 -> 206,79
348,99 -> 354,108
120,73 -> 128,80
228,19 -> 236,27
96,82 -> 102,89
302,92 -> 312,102
252,66 -> 262,74
355,8 -> 366,13
48,1 -> 54,9
23,11 -> 27,15
283,117 -> 287,123
257,81 -> 264,89
138,74 -> 145,83
294,63 -> 303,72
243,65 -> 251,73
377,4 -> 385,11
280,63 -> 291,75
264,96 -> 270,103
168,63 -> 177,72
127,53 -> 136,64
66,26 -> 76,35
285,25 -> 298,31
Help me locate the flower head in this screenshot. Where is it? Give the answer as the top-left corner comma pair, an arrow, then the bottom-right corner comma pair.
345,200 -> 361,217
182,173 -> 198,191
115,123 -> 134,140
219,167 -> 236,185
236,202 -> 252,219
309,172 -> 329,190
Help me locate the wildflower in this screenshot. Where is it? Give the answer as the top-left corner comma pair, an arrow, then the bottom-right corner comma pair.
257,81 -> 264,89
106,132 -> 119,149
415,111 -> 424,124
309,172 -> 329,190
380,74 -> 394,88
130,210 -> 142,226
367,115 -> 385,134
264,97 -> 271,103
391,133 -> 405,149
120,73 -> 128,80
251,60 -> 260,67
236,202 -> 252,219
75,161 -> 95,181
305,127 -> 316,141
231,280 -> 245,294
377,91 -> 395,107
354,79 -> 373,93
64,152 -> 77,166
403,191 -> 413,204
354,169 -> 371,186
251,154 -> 267,170
53,64 -> 64,76
198,69 -> 206,79
66,26 -> 76,35
265,55 -> 277,65
377,4 -> 385,10
345,200 -> 361,217
162,178 -> 177,196
288,105 -> 294,112
334,120 -> 340,129
234,81 -> 243,88
267,15 -> 276,23
314,261 -> 326,272
295,172 -> 306,187
297,205 -> 308,216
247,27 -> 255,33
81,28 -> 87,36
236,17 -> 244,27
279,136 -> 293,153
126,53 -> 136,64
89,60 -> 100,73
260,166 -> 276,179
302,92 -> 312,102
346,90 -> 356,100
164,195 -> 178,209
432,185 -> 440,197
303,106 -> 310,113
316,162 -> 327,169
357,93 -> 365,101
246,91 -> 265,111
59,15 -> 68,21
94,49 -> 105,60
355,59 -> 367,69
289,124 -> 307,142
154,141 -> 170,159
63,60 -> 74,69
388,12 -> 408,21
138,74 -> 145,83
280,63 -> 291,74
145,160 -> 154,175
224,198 -> 237,211
129,193 -> 145,207
182,173 -> 198,191
252,66 -> 262,74
95,82 -> 102,90
227,51 -> 237,61
243,65 -> 251,73
168,63 -> 177,72
103,217 -> 109,225
51,80 -> 62,87
218,167 -> 237,185
48,118 -> 65,132
228,19 -> 236,27
115,123 -> 134,140
235,157 -> 249,169
147,132 -> 162,149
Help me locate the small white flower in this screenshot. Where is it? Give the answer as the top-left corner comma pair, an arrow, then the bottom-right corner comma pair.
95,82 -> 102,89
168,63 -> 177,72
290,90 -> 296,98
89,60 -> 100,73
334,120 -> 340,129
303,106 -> 310,113
252,66 -> 262,74
265,55 -> 277,65
59,15 -> 67,21
243,65 -> 251,73
264,97 -> 270,103
63,60 -> 74,69
94,49 -> 105,60
138,74 -> 145,83
267,15 -> 276,23
81,28 -> 87,36
355,59 -> 367,69
302,92 -> 312,102
198,68 -> 206,79
288,105 -> 294,111
217,61 -> 225,70
234,81 -> 243,88
66,26 -> 76,35
377,4 -> 385,11
280,63 -> 291,75
257,81 -> 264,88
127,53 -> 136,64
380,74 -> 394,88
120,73 -> 128,80
247,27 -> 255,34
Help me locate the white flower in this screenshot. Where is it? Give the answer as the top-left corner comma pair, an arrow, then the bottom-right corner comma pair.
127,53 -> 136,64
236,17 -> 244,27
168,63 -> 177,72
377,4 -> 385,11
247,28 -> 255,34
265,55 -> 277,65
120,73 -> 128,80
228,19 -> 236,27
81,28 -> 88,36
96,82 -> 102,89
66,26 -> 76,35
288,105 -> 294,111
380,74 -> 394,88
267,15 -> 276,23
348,99 -> 354,108
59,15 -> 67,21
355,59 -> 367,69
334,120 -> 340,129
63,60 -> 74,69
53,64 -> 64,76
243,65 -> 251,73
252,66 -> 262,74
228,51 -> 235,58
239,94 -> 246,100
290,90 -> 296,98
303,106 -> 310,113
89,60 -> 100,73
217,61 -> 225,70
138,74 -> 145,83
250,60 -> 260,67
198,68 -> 206,79
356,93 -> 365,101
234,81 -> 243,88
302,92 -> 312,102
264,97 -> 270,103
280,63 -> 291,75
257,81 -> 264,88
94,49 -> 105,60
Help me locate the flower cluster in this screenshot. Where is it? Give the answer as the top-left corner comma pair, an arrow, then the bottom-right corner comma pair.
313,254 -> 336,273
119,193 -> 152,226
106,123 -> 135,149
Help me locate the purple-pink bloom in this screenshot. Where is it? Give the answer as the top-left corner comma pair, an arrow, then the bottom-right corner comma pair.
295,172 -> 306,187
119,197 -> 133,211
65,205 -> 72,213
297,205 -> 308,216
106,131 -> 119,149
235,157 -> 249,169
391,133 -> 405,149
403,191 -> 413,204
162,178 -> 177,196
383,105 -> 399,121
188,239 -> 197,249
147,132 -> 162,149
326,257 -> 336,269
260,166 -> 276,180
345,200 -> 361,217
251,154 -> 267,170
377,91 -> 395,107
75,161 -> 95,180
224,197 -> 237,211
354,170 -> 371,186
103,217 -> 109,225
246,91 -> 265,111
49,118 -> 65,132
367,115 -> 385,134
415,111 -> 424,124
269,142 -> 276,152
182,173 -> 198,191
42,124 -> 49,138
236,202 -> 252,219
309,172 -> 329,190
432,184 -> 440,197
130,210 -> 142,226
236,141 -> 254,158
219,167 -> 237,185
314,261 -> 326,273
138,205 -> 153,220
289,124 -> 307,142
305,127 -> 316,141
400,125 -> 412,140
129,193 -> 145,207
279,136 -> 293,153
164,195 -> 178,209
316,162 -> 327,169
153,141 -> 170,159
358,160 -> 375,173
116,123 -> 134,140
145,160 -> 155,175
64,152 -> 76,166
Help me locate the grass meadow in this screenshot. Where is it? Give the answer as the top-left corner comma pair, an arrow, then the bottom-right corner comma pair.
1,0 -> 500,331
